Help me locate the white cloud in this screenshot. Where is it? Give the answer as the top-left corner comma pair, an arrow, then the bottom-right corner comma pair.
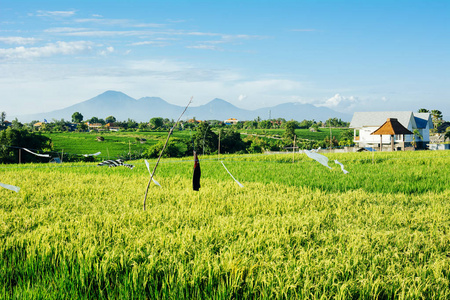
74,17 -> 159,27
238,94 -> 247,101
44,27 -> 91,33
130,41 -> 170,47
99,46 -> 114,56
186,44 -> 223,51
0,41 -> 94,60
319,93 -> 359,109
0,37 -> 39,45
35,10 -> 76,18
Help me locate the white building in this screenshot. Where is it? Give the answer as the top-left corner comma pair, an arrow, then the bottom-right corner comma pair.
349,111 -> 432,150
224,118 -> 238,125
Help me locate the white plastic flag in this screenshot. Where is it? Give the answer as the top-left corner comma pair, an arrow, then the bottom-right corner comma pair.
144,159 -> 161,187
334,160 -> 349,174
304,149 -> 332,169
98,159 -> 134,169
221,161 -> 244,188
0,182 -> 20,193
23,148 -> 50,158
83,152 -> 101,157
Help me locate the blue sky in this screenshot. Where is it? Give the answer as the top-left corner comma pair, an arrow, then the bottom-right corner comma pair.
1,0 -> 449,118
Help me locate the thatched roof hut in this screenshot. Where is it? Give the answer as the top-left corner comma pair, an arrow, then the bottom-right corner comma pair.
371,118 -> 412,151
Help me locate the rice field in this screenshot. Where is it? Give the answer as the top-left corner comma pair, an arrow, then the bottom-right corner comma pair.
1,150 -> 449,299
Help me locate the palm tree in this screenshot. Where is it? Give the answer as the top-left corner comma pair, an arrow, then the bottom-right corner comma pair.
431,110 -> 443,132
411,129 -> 423,150
445,130 -> 450,142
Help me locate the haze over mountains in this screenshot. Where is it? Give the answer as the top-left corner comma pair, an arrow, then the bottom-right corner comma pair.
17,91 -> 351,123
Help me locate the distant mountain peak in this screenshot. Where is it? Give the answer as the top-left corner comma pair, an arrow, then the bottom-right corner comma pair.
206,98 -> 238,107
16,90 -> 351,123
91,90 -> 136,100
98,90 -> 130,97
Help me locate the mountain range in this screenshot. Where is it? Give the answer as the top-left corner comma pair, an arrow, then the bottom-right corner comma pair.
16,91 -> 351,123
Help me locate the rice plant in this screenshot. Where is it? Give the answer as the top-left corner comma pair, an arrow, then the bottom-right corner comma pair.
1,150 -> 449,299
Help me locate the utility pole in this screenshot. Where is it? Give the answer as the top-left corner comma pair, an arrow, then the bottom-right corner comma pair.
329,124 -> 332,151
218,130 -> 221,160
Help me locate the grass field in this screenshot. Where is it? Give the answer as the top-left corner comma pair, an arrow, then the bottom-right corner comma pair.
43,131 -> 193,159
242,128 -> 346,141
1,150 -> 449,299
43,128 -> 345,160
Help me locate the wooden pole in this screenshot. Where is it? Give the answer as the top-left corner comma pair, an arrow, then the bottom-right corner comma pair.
329,125 -> 332,151
293,135 -> 296,163
19,148 -> 21,164
380,135 -> 383,152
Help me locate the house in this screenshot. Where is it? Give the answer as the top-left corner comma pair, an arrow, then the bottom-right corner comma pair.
370,118 -> 412,151
106,123 -> 120,132
87,122 -> 104,131
33,122 -> 43,130
67,123 -> 77,131
349,111 -> 432,150
224,118 -> 238,125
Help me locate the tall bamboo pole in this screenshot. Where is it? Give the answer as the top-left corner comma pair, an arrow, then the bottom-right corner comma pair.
143,97 -> 193,210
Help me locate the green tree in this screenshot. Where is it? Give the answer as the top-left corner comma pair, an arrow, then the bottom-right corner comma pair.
11,118 -> 23,129
411,129 -> 423,149
51,119 -> 70,132
105,116 -> 116,123
299,119 -> 313,129
339,129 -> 354,146
193,122 -> 218,155
243,121 -> 257,129
431,110 -> 443,132
283,120 -> 297,143
77,123 -> 88,132
144,140 -> 184,158
444,130 -> 450,142
259,120 -> 272,129
219,128 -> 245,153
0,128 -> 52,163
418,108 -> 429,113
126,118 -> 138,129
87,116 -> 105,125
71,112 -> 83,123
149,117 -> 164,129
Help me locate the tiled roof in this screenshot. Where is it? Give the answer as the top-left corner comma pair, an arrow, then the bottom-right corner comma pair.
413,113 -> 432,129
350,111 -> 416,129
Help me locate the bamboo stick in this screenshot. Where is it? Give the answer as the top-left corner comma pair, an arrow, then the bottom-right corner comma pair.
143,97 -> 193,210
